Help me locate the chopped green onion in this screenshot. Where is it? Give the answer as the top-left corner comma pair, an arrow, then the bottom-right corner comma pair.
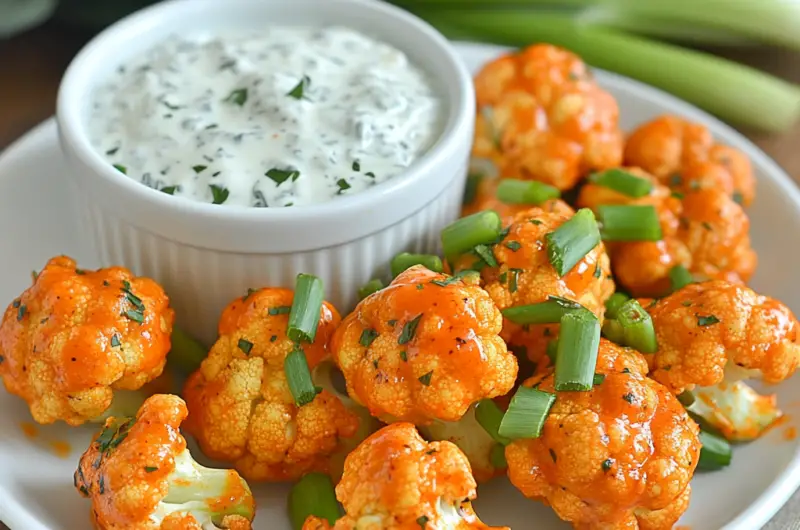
287,274 -> 325,343
678,390 -> 696,407
669,265 -> 694,292
601,318 -> 625,344
358,279 -> 384,300
441,210 -> 502,263
589,169 -> 653,198
167,327 -> 207,373
597,205 -> 662,241
604,292 -> 631,320
617,299 -> 658,353
287,472 -> 342,530
284,346 -> 319,407
498,386 -> 556,440
554,310 -> 601,391
698,430 -> 733,471
475,399 -> 511,445
502,296 -> 584,325
496,179 -> 561,205
546,208 -> 601,277
391,253 -> 444,278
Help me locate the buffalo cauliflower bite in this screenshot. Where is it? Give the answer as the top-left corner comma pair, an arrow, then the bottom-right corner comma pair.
577,169 -> 756,297
0,256 -> 174,426
305,422 -> 508,529
506,340 -> 700,529
473,44 -> 623,190
624,115 -> 755,206
183,287 -> 367,482
453,207 -> 614,369
646,280 -> 800,440
74,394 -> 255,530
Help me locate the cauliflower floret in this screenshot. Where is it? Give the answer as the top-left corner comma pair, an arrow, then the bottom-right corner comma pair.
461,174 -> 573,220
473,44 -> 623,190
577,169 -> 756,297
506,340 -> 700,529
453,207 -> 614,369
646,280 -> 800,440
183,287 -> 369,482
0,256 -> 174,426
308,422 -> 508,529
74,394 -> 255,529
331,265 -> 517,425
624,115 -> 755,206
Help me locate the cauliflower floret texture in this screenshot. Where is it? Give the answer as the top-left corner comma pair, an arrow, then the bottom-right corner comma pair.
74,394 -> 255,530
647,280 -> 800,440
506,340 -> 700,529
0,256 -> 174,425
183,287 -> 365,482
453,207 -> 614,368
331,265 -> 517,425
305,422 -> 508,529
473,44 -> 623,190
624,115 -> 755,206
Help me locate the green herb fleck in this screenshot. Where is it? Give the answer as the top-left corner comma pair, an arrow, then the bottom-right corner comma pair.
160,186 -> 178,195
98,475 -> 105,495
112,164 -> 127,174
417,516 -> 430,529
622,393 -> 636,404
530,219 -> 543,225
336,178 -> 351,194
602,459 -> 613,472
593,373 -> 606,385
549,448 -> 557,462
270,335 -> 278,342
352,160 -> 361,172
268,306 -> 291,316
398,314 -> 423,345
365,171 -> 376,178
418,371 -> 433,386
594,263 -> 602,278
265,168 -> 300,186
509,268 -> 522,294
669,174 -> 682,187
110,334 -> 120,348
671,191 -> 685,200
504,240 -> 522,252
400,351 -> 408,362
360,328 -> 379,348
287,75 -> 311,100
733,191 -> 744,205
192,165 -> 207,174
12,299 -> 20,308
702,221 -> 713,231
144,466 -> 158,473
473,244 -> 497,267
388,319 -> 398,327
223,88 -> 248,106
238,338 -> 253,355
697,314 -> 720,327
105,146 -> 120,156
123,309 -> 144,324
209,184 -> 229,205
242,288 -> 258,301
16,304 -> 26,321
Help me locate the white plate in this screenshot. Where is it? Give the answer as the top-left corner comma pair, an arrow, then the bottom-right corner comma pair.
2,42 -> 800,530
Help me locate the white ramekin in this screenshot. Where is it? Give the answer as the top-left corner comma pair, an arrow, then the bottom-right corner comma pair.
57,0 -> 475,344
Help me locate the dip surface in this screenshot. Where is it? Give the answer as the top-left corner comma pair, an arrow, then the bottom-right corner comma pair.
89,26 -> 443,207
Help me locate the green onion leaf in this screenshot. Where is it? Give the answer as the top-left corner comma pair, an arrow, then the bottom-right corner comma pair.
589,169 -> 653,198
287,274 -> 325,343
285,346 -> 319,407
266,168 -> 300,186
475,399 -> 511,445
555,310 -> 601,391
498,386 -> 556,440
287,75 -> 311,100
287,472 -> 341,530
502,296 -> 584,325
669,265 -> 694,292
604,292 -> 631,320
617,299 -> 658,353
391,253 -> 444,278
698,430 -> 733,471
496,179 -> 561,205
358,279 -> 384,300
441,210 -> 502,263
597,205 -> 662,242
546,208 -> 601,276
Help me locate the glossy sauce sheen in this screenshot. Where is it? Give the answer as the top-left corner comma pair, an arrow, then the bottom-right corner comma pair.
89,27 -> 444,207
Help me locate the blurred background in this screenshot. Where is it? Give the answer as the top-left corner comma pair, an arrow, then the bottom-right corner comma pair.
1,0 -> 800,179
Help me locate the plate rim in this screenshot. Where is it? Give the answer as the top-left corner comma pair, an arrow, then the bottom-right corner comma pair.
0,39 -> 799,530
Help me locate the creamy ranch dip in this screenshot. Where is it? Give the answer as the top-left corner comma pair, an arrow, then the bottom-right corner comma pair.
89,27 -> 444,207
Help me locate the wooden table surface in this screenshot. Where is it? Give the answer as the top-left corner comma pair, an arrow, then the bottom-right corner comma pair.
2,21 -> 800,530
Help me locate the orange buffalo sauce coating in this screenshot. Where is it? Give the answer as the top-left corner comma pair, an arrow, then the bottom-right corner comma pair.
184,288 -> 359,482
624,115 -> 755,206
20,422 -> 38,438
0,256 -> 174,425
473,44 -> 623,190
331,266 -> 516,425
784,425 -> 797,441
577,169 -> 756,297
506,340 -> 700,529
49,440 -> 72,458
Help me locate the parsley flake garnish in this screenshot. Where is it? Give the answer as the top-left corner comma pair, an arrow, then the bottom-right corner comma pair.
417,516 -> 430,529
268,306 -> 291,316
336,178 -> 351,194
398,314 -> 423,345
144,466 -> 158,473
602,458 -> 613,472
110,334 -> 121,348
209,184 -> 230,205
594,263 -> 602,278
16,304 -> 26,322
223,88 -> 248,106
400,351 -> 408,362
509,268 -> 523,293
192,165 -> 208,174
360,328 -> 379,348
504,240 -> 522,252
622,393 -> 636,404
123,309 -> 144,323
473,244 -> 497,267
160,185 -> 178,195
697,314 -> 720,327
105,146 -> 120,156
365,171 -> 376,178
418,371 -> 433,386
352,160 -> 361,172
112,164 -> 127,174
238,338 -> 254,355
287,75 -> 311,100
266,168 -> 300,186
